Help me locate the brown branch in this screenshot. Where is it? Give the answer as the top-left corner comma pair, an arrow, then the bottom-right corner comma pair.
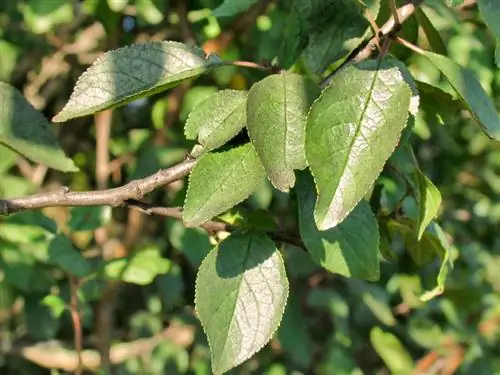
68,276 -> 83,375
321,0 -> 424,87
127,201 -> 306,249
0,159 -> 196,215
10,323 -> 195,372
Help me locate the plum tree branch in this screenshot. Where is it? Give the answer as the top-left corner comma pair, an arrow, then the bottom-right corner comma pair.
0,159 -> 196,215
322,0 -> 424,87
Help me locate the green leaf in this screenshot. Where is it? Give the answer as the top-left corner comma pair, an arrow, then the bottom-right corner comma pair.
104,245 -> 171,285
277,0 -> 310,68
415,169 -> 441,240
107,0 -> 128,12
53,41 -> 222,122
370,327 -> 413,375
212,0 -> 259,17
420,223 -> 454,301
0,82 -> 77,171
183,143 -> 265,227
185,89 -> 247,152
296,172 -> 380,281
41,295 -> 67,318
306,59 -> 411,230
415,8 -> 447,55
303,0 -> 369,74
421,51 -> 500,139
195,231 -> 288,375
48,235 -> 92,277
477,0 -> 500,67
68,206 -> 112,232
136,0 -> 164,24
23,0 -> 73,34
247,73 -> 320,192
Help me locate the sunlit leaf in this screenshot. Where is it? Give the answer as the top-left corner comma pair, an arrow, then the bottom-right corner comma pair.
185,89 -> 247,153
104,245 -> 171,285
247,73 -> 320,191
415,168 -> 441,240
370,327 -> 414,374
421,51 -> 500,139
0,82 -> 77,171
306,59 -> 411,230
195,231 -> 288,375
296,172 -> 380,280
183,143 -> 265,227
53,41 -> 222,122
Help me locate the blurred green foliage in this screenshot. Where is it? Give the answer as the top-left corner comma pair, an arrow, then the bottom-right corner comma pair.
0,0 -> 500,374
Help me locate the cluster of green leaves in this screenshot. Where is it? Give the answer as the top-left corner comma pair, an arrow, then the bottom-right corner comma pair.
1,0 -> 500,373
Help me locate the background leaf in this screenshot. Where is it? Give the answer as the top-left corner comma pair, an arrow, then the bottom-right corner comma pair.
0,82 -> 77,171
53,41 -> 222,122
296,171 -> 380,280
306,58 -> 411,230
421,51 -> 500,139
183,143 -> 265,227
195,231 -> 288,374
247,73 -> 320,191
477,0 -> 500,67
212,0 -> 259,17
370,327 -> 414,375
185,89 -> 247,153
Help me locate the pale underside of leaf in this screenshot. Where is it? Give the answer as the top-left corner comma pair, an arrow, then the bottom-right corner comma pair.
185,89 -> 247,152
0,82 -> 77,171
195,231 -> 288,374
422,51 -> 500,139
53,41 -> 221,122
306,59 -> 411,230
183,143 -> 265,227
296,172 -> 380,281
247,73 -> 320,192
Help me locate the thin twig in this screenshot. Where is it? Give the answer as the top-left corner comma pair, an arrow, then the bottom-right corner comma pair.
68,276 -> 83,375
321,0 -> 424,87
127,201 -> 306,249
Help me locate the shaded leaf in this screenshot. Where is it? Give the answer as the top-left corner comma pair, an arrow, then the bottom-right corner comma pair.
247,73 -> 320,191
306,59 -> 411,230
212,0 -> 259,17
183,143 -> 265,227
0,82 -> 77,171
296,172 -> 380,280
421,51 -> 500,139
48,235 -> 91,277
415,8 -> 447,55
195,231 -> 288,375
477,0 -> 500,67
303,0 -> 369,74
277,0 -> 310,68
68,206 -> 112,232
185,89 -> 247,152
53,41 -> 222,122
370,327 -> 413,374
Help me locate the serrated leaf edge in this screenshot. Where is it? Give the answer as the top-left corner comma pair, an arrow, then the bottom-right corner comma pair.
305,60 -> 412,230
194,233 -> 289,375
53,41 -> 222,122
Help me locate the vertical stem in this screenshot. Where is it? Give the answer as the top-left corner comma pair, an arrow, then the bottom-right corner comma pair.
69,276 -> 83,375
